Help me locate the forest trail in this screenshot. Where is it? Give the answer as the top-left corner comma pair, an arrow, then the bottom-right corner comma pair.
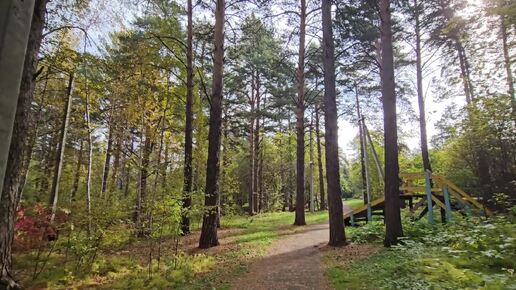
230,204 -> 353,290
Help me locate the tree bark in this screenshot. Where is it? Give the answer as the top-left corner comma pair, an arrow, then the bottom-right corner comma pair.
254,72 -> 261,213
199,0 -> 224,249
50,73 -> 74,223
84,92 -> 93,234
322,0 -> 345,246
315,105 -> 326,210
414,0 -> 432,173
137,125 -> 153,236
354,86 -> 367,204
248,72 -> 257,215
500,14 -> 515,123
70,140 -> 83,201
100,126 -> 113,197
309,111 -> 314,212
379,0 -> 403,247
0,0 -> 38,288
182,0 -> 194,234
294,0 -> 307,226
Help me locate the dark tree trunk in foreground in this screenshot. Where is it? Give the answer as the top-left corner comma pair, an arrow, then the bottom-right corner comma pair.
49,74 -> 74,222
315,106 -> 326,210
199,0 -> 224,249
414,0 -> 432,173
379,0 -> 403,247
322,0 -> 345,246
182,0 -> 194,234
294,0 -> 307,226
0,0 -> 46,288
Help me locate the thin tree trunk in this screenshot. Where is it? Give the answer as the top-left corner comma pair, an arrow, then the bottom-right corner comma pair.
500,15 -> 515,123
294,0 -> 307,226
100,126 -> 113,197
0,0 -> 39,287
84,91 -> 93,234
182,0 -> 194,234
249,72 -> 256,215
414,0 -> 432,173
70,140 -> 83,201
379,0 -> 403,247
309,111 -> 314,212
50,74 -> 74,223
137,125 -> 153,237
110,130 -> 122,192
254,72 -> 261,213
315,105 -> 326,210
199,0 -> 224,249
354,86 -> 367,204
322,0 -> 345,246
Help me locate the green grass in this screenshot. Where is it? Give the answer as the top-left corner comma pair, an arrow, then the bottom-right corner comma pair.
14,210 -> 329,290
343,198 -> 364,210
325,213 -> 516,290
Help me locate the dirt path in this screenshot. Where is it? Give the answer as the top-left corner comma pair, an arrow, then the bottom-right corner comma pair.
230,204 -> 353,290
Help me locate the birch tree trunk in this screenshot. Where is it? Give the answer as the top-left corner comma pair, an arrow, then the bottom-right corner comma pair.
84,91 -> 93,234
50,74 -> 75,223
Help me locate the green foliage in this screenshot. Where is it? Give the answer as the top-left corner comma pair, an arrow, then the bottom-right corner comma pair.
328,214 -> 516,290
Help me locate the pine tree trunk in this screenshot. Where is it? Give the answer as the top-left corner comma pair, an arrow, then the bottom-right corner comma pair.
379,0 -> 403,247
315,106 -> 326,210
50,74 -> 74,223
0,0 -> 40,287
294,0 -> 307,226
322,0 -> 345,246
182,0 -> 194,234
199,0 -> 224,249
414,0 -> 432,173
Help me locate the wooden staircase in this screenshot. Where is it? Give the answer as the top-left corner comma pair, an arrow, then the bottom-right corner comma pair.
344,172 -> 492,226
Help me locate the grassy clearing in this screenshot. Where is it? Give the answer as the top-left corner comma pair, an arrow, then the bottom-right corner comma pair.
326,213 -> 516,290
13,210 -> 329,289
343,198 -> 365,210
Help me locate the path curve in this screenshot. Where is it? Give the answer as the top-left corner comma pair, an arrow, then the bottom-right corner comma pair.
230,204 -> 353,290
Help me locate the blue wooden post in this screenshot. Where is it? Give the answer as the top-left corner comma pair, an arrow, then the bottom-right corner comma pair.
443,185 -> 452,222
424,170 -> 434,224
351,214 -> 355,227
367,204 -> 372,222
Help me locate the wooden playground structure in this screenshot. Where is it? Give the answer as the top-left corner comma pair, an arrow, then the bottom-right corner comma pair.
344,171 -> 493,226
347,102 -> 492,226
